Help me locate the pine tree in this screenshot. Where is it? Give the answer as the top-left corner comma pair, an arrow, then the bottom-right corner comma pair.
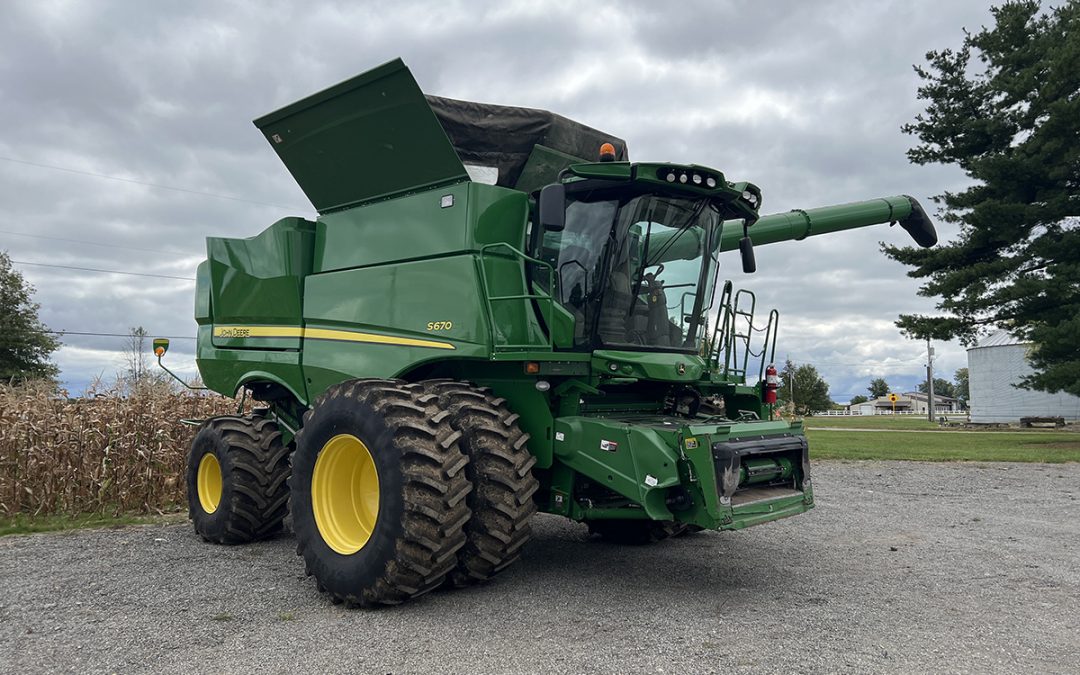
885,1 -> 1080,396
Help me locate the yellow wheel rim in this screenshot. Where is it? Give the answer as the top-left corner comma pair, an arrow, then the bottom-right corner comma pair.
197,453 -> 223,514
312,434 -> 380,555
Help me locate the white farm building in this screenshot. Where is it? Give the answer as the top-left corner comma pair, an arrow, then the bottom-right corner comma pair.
967,331 -> 1080,424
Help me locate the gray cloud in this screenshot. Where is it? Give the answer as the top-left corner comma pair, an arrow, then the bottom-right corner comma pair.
0,0 -> 992,399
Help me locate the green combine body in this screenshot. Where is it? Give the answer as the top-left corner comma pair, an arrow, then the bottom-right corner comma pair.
179,58 -> 936,606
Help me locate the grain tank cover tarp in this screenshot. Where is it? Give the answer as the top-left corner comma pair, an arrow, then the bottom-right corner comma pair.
425,95 -> 628,191
253,58 -> 629,212
253,59 -> 469,213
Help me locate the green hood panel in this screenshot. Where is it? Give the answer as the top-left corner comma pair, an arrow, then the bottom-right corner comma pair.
254,58 -> 469,213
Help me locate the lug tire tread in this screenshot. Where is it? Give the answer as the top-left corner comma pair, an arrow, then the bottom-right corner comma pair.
188,415 -> 291,544
292,378 -> 472,607
419,379 -> 539,586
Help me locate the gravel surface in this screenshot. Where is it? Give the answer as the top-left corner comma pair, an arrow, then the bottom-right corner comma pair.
2,460 -> 1078,674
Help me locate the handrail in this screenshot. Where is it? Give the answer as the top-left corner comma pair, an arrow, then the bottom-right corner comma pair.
730,289 -> 757,380
478,242 -> 556,352
705,280 -> 733,365
708,284 -> 780,384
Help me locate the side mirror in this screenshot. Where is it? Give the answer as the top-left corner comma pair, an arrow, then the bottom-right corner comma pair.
538,183 -> 566,232
739,236 -> 756,274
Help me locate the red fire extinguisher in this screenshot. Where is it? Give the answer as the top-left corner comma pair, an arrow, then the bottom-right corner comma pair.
764,364 -> 779,405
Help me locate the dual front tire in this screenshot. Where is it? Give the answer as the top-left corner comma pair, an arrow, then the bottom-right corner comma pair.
187,379 -> 539,606
289,379 -> 538,606
290,379 -> 472,606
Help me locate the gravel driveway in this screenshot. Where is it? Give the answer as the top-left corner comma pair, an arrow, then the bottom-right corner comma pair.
2,460 -> 1078,674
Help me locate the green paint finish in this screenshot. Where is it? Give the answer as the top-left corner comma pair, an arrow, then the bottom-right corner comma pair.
303,255 -> 490,351
488,351 -> 592,363
479,250 -> 548,350
315,184 -> 471,273
205,217 -> 315,349
544,297 -> 577,349
593,350 -> 706,382
194,261 -> 210,322
467,183 -> 530,249
725,420 -> 798,439
313,182 -> 527,275
728,494 -> 812,529
553,416 -> 682,520
253,58 -> 468,213
566,162 -> 759,220
516,144 -> 585,195
678,436 -> 723,528
740,456 -> 794,485
566,161 -> 633,181
539,413 -> 812,531
195,327 -> 308,404
302,349 -> 488,399
718,195 -> 915,252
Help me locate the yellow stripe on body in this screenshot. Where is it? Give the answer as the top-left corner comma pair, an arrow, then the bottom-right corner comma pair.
212,325 -> 455,350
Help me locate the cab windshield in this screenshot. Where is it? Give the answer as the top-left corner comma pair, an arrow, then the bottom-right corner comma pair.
539,190 -> 721,353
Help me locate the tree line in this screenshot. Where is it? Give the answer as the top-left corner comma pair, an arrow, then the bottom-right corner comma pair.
1,250 -> 172,392
849,370 -> 969,407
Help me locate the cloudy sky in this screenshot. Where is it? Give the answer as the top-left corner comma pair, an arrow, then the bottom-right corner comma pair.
1,0 -> 998,402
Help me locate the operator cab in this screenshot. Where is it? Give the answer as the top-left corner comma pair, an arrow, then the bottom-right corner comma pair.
530,165 -> 761,354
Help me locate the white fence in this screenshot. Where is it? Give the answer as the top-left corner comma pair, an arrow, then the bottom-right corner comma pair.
812,409 -> 969,418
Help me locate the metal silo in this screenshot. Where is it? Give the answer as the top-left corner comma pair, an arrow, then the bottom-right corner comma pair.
967,330 -> 1080,423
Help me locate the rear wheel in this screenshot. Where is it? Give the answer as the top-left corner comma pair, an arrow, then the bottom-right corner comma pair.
420,380 -> 539,586
588,519 -> 688,545
290,379 -> 472,606
186,415 -> 291,544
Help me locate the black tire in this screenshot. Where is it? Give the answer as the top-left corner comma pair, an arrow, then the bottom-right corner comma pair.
290,379 -> 472,607
419,380 -> 539,586
186,415 -> 291,544
587,519 -> 688,545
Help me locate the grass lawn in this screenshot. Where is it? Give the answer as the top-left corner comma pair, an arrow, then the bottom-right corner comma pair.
807,427 -> 1080,463
0,511 -> 185,537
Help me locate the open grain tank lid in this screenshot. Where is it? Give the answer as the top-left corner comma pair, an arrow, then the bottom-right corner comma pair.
253,58 -> 627,214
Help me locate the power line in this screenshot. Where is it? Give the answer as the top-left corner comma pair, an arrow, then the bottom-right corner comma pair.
787,357 -> 926,368
11,259 -> 195,281
0,229 -> 192,257
48,330 -> 197,340
0,330 -> 197,347
0,154 -> 310,211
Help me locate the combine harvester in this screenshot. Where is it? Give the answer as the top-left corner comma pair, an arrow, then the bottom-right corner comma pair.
161,59 -> 936,606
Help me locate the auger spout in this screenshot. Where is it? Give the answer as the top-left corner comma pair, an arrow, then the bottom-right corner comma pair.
718,195 -> 937,252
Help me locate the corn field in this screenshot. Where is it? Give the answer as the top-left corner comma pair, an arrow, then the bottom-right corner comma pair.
0,380 -> 240,518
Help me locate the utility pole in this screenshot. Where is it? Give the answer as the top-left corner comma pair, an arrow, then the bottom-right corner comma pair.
926,337 -> 935,422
